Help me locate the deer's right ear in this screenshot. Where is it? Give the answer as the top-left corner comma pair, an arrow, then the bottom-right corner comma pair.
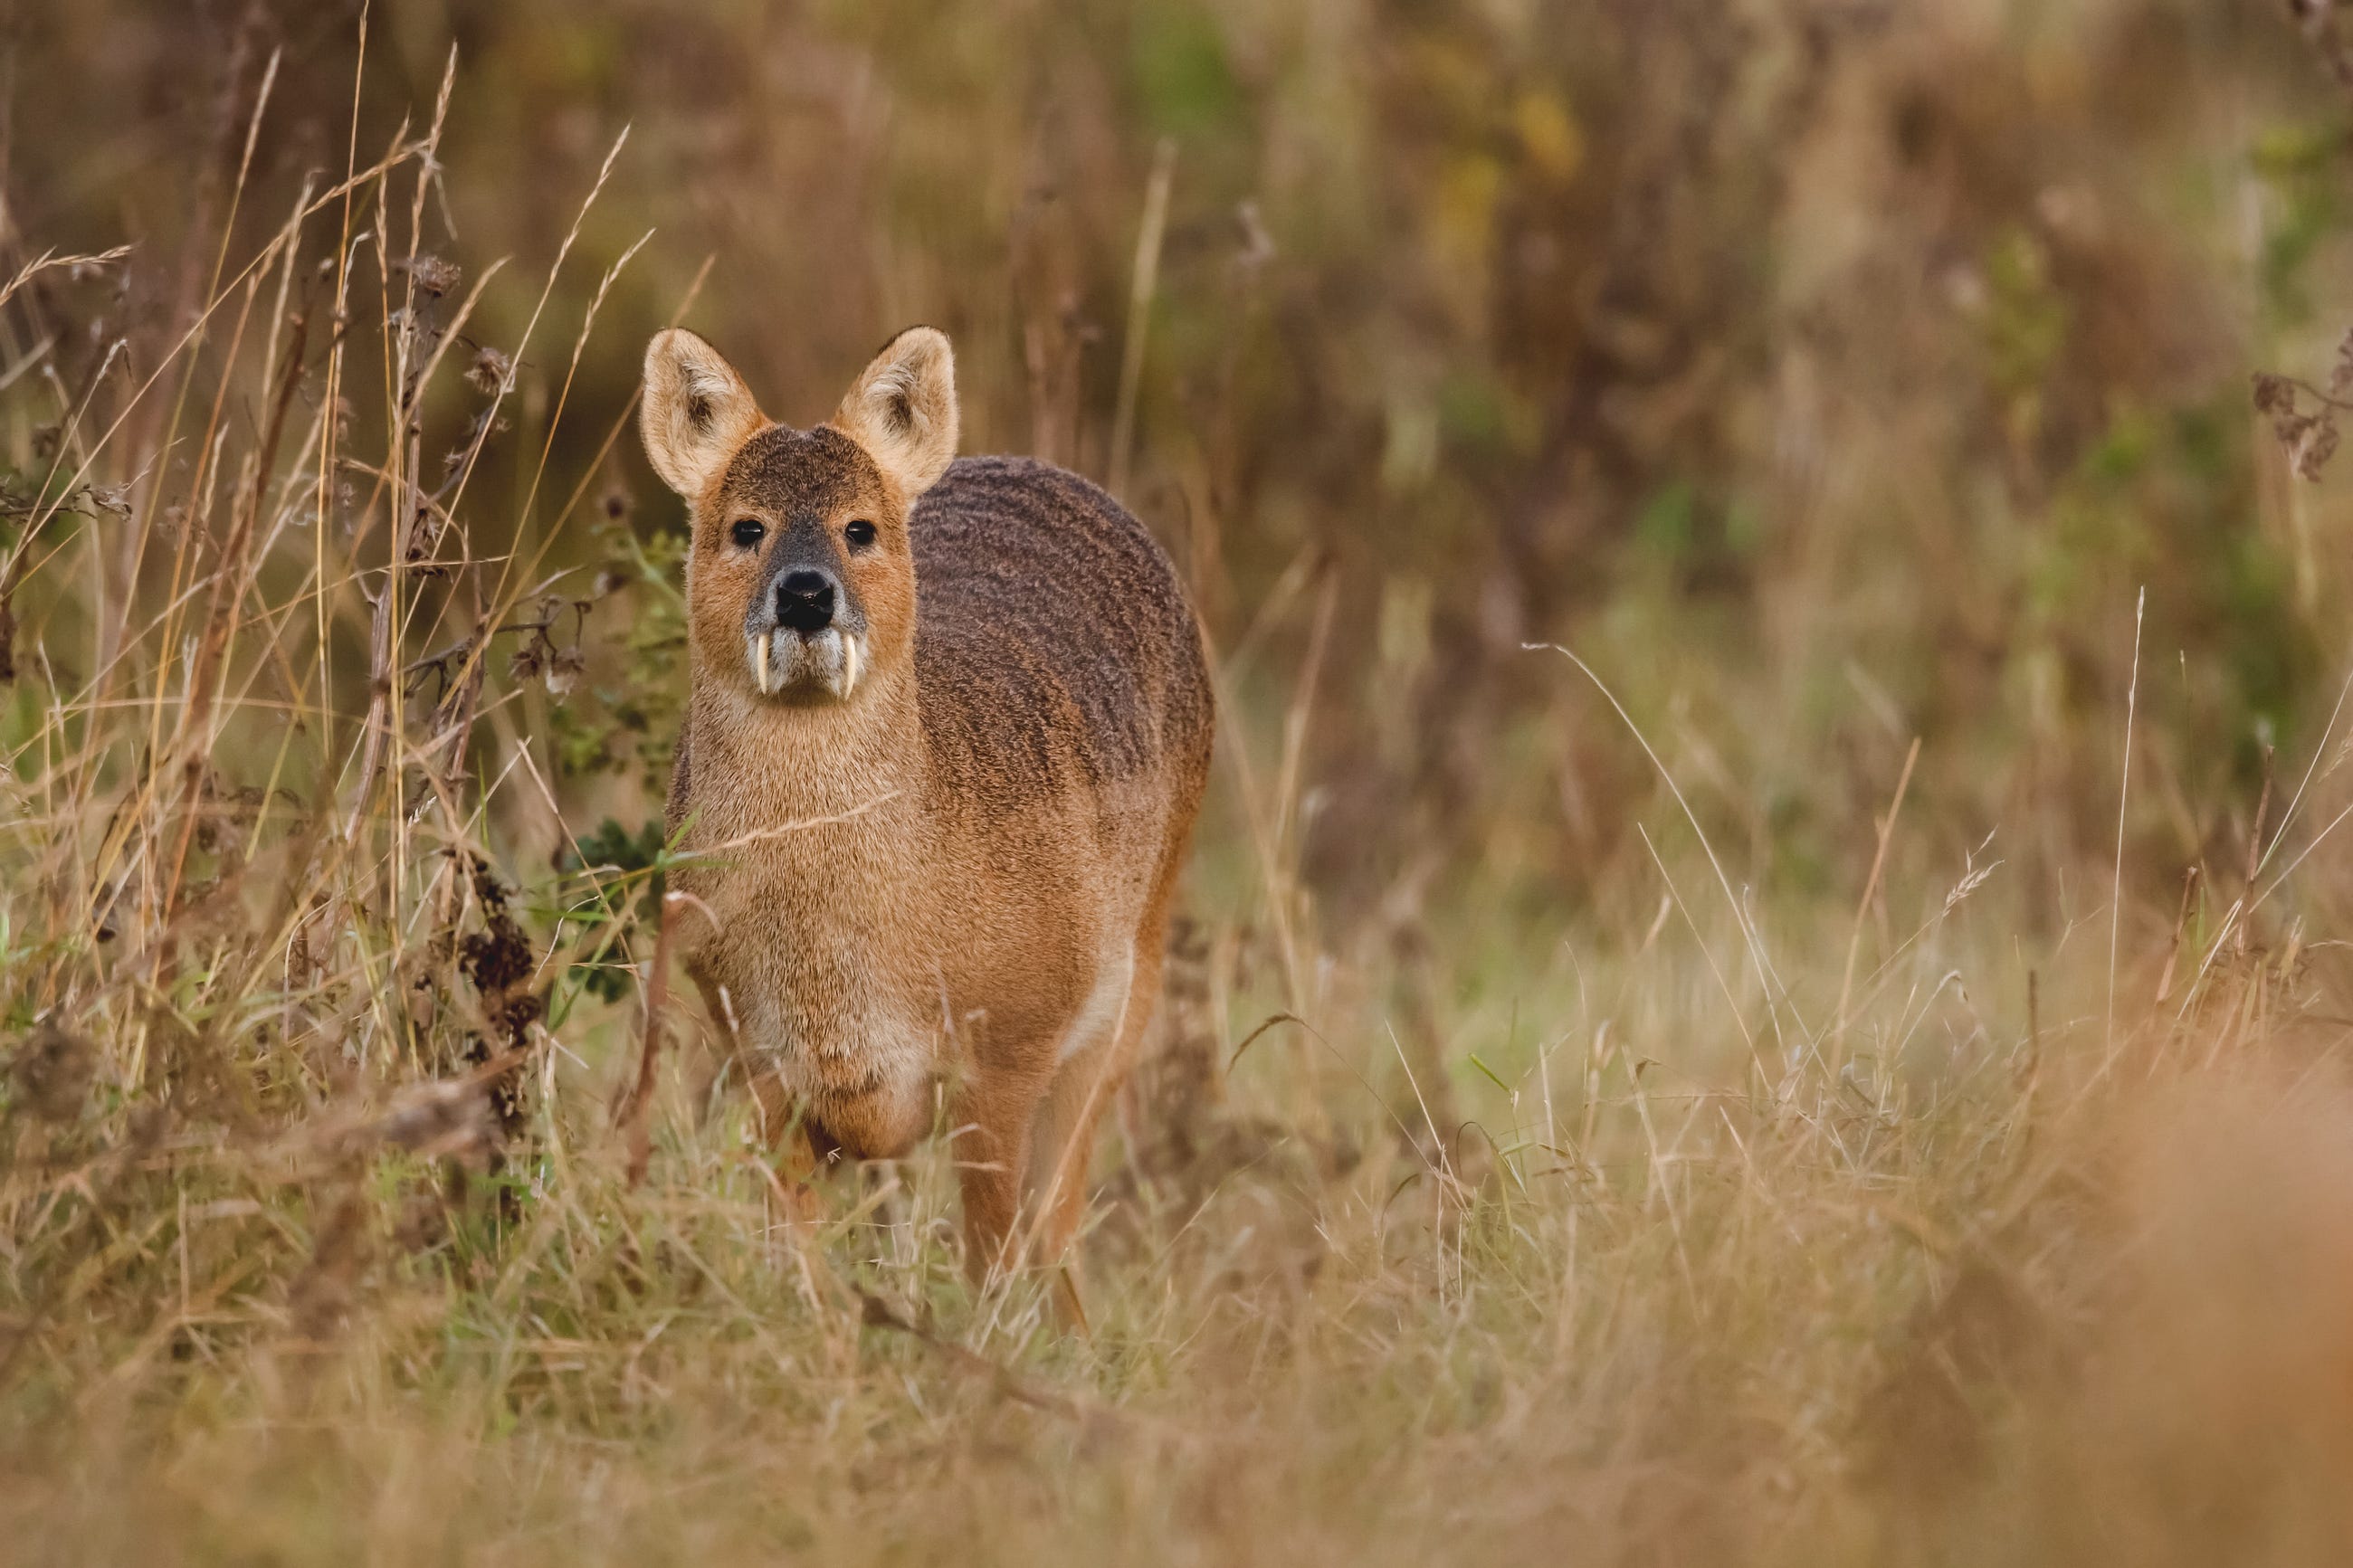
641,328 -> 765,499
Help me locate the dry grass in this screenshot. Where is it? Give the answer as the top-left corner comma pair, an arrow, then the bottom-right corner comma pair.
6,4 -> 2353,1563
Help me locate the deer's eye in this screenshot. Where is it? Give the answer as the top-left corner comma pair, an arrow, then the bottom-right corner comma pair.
843,518 -> 878,552
730,518 -> 766,549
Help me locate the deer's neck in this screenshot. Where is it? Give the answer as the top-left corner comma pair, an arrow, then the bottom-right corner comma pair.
681,664 -> 929,847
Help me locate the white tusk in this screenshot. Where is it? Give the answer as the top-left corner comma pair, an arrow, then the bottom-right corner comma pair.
754,634 -> 769,694
842,636 -> 860,696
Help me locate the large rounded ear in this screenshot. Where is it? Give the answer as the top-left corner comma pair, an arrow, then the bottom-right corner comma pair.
831,327 -> 958,499
641,328 -> 765,499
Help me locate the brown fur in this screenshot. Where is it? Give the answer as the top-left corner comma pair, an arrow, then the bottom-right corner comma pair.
640,326 -> 1214,1288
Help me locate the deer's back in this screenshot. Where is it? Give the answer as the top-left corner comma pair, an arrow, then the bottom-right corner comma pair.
910,456 -> 1212,817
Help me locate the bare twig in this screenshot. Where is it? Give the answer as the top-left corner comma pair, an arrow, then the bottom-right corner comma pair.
617,889 -> 689,1186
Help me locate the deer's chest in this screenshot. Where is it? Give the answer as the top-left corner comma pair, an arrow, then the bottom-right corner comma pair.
681,826 -> 943,1081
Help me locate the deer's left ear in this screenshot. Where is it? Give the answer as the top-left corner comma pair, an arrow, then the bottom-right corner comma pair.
832,327 -> 958,499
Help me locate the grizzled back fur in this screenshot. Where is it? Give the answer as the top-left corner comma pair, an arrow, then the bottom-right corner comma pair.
910,455 -> 1213,815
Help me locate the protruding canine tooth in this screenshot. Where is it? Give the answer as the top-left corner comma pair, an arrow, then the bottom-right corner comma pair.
841,636 -> 860,696
753,634 -> 769,694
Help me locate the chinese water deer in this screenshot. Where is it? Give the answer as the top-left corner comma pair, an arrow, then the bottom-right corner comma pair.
638,324 -> 1214,1294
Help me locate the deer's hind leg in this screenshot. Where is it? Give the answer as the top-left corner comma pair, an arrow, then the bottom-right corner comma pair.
1021,904 -> 1171,1329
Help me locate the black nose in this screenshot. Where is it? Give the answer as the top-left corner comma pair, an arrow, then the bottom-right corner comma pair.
775,569 -> 835,633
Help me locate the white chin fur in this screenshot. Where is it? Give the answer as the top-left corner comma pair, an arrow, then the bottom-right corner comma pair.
746,627 -> 865,698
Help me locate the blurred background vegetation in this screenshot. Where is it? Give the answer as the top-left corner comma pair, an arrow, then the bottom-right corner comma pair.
12,0 -> 2348,952
15,3 -> 2353,1561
